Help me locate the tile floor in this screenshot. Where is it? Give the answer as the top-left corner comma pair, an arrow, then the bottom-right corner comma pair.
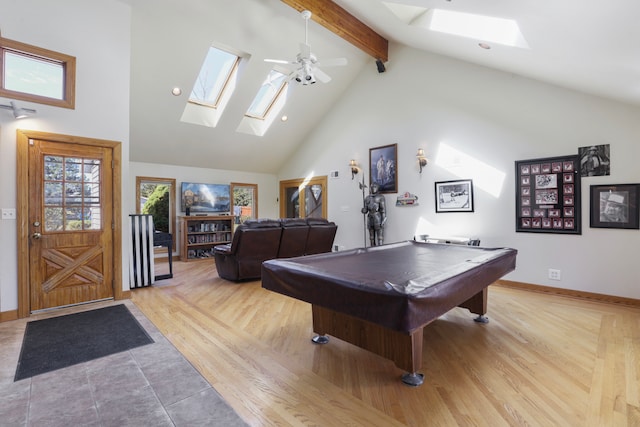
0,301 -> 247,427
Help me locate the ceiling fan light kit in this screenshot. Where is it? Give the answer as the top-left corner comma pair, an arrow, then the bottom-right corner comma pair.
264,10 -> 347,85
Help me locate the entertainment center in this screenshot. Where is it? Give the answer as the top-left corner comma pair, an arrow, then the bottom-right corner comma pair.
180,215 -> 233,261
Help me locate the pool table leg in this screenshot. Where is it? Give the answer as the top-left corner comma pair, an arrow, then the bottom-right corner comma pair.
311,305 -> 425,386
459,288 -> 489,323
311,334 -> 329,344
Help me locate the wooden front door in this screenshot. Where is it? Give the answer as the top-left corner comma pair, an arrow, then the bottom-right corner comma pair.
17,131 -> 122,316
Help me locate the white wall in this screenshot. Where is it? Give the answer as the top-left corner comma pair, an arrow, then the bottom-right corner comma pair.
0,0 -> 131,312
129,161 -> 279,255
279,43 -> 640,299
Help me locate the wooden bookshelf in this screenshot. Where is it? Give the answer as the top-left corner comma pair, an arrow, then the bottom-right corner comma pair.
180,215 -> 233,261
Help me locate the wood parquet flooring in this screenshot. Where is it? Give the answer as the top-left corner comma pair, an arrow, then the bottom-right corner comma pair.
130,260 -> 640,426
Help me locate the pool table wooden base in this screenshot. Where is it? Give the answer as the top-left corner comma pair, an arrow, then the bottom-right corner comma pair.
311,287 -> 488,386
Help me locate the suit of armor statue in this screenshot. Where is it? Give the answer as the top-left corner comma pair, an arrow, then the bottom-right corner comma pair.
361,183 -> 386,246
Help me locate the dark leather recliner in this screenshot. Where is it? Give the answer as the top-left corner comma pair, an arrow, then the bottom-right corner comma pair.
277,218 -> 309,258
213,217 -> 338,282
213,219 -> 282,281
304,218 -> 338,255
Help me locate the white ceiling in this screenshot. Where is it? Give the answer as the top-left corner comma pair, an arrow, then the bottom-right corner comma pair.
129,0 -> 640,174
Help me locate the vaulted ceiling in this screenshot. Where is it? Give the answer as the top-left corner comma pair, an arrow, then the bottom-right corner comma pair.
129,0 -> 640,174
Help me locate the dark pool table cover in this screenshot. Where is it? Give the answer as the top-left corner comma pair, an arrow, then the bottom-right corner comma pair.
261,240 -> 517,333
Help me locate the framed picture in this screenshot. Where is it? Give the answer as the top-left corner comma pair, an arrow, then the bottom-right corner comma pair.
515,155 -> 581,234
369,143 -> 397,193
590,184 -> 639,229
579,144 -> 610,177
435,179 -> 474,213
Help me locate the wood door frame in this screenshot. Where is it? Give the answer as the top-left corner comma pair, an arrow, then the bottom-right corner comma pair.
16,129 -> 123,318
279,176 -> 328,218
135,176 -> 177,252
230,182 -> 258,222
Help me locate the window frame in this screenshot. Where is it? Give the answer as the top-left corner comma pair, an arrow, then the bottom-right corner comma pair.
0,36 -> 76,109
245,69 -> 289,120
187,46 -> 240,109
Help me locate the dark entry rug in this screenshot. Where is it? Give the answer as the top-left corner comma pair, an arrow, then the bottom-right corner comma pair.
14,304 -> 153,381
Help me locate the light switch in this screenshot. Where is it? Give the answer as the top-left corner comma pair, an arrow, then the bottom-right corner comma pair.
1,208 -> 16,220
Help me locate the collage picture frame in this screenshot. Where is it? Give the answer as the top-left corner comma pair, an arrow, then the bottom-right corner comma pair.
515,155 -> 581,234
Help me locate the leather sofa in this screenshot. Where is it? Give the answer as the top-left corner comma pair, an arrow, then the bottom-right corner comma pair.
213,217 -> 337,281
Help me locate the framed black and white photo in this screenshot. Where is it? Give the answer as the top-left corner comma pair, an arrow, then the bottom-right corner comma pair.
369,143 -> 397,193
515,155 -> 581,234
579,144 -> 610,177
590,184 -> 639,229
435,179 -> 474,213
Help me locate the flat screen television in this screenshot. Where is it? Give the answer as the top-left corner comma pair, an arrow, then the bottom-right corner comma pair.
180,182 -> 231,214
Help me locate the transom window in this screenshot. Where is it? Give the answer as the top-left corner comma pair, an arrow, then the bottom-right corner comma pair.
44,156 -> 101,231
0,36 -> 76,109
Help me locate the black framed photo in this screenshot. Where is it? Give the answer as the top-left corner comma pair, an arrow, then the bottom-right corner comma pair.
435,179 -> 474,213
590,184 -> 639,229
515,155 -> 581,234
369,143 -> 397,193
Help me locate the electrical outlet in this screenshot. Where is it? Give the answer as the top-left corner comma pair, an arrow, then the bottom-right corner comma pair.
548,269 -> 561,281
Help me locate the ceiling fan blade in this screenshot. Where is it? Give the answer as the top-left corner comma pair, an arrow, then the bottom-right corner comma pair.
314,67 -> 332,83
265,58 -> 295,65
299,42 -> 311,59
316,57 -> 347,67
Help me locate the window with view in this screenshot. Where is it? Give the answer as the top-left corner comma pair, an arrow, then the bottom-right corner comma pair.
189,46 -> 240,108
0,37 -> 76,109
245,70 -> 288,119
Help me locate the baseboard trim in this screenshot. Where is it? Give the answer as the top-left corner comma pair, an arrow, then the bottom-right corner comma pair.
495,280 -> 640,308
0,309 -> 19,323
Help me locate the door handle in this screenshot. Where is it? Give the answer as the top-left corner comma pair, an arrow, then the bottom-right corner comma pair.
32,232 -> 42,240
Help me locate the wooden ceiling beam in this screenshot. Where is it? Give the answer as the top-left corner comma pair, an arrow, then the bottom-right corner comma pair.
281,0 -> 389,62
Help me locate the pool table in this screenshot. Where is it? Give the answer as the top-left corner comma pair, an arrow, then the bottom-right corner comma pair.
261,240 -> 517,386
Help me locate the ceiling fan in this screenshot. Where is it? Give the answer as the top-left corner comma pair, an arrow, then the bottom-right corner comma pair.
265,10 -> 347,85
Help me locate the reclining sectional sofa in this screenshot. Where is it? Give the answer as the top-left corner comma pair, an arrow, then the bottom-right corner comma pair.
213,217 -> 337,282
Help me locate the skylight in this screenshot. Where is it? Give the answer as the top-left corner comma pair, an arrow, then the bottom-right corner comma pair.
188,46 -> 240,108
237,68 -> 290,137
245,70 -> 288,119
413,9 -> 529,49
181,45 -> 244,128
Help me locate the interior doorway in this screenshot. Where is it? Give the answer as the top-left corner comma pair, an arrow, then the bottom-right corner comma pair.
279,176 -> 327,219
135,176 -> 176,252
231,182 -> 258,229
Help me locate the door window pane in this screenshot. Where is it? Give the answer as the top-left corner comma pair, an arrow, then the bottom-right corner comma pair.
43,156 -> 101,231
305,185 -> 323,218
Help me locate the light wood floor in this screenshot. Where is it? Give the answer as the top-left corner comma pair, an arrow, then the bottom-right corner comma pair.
130,260 -> 640,426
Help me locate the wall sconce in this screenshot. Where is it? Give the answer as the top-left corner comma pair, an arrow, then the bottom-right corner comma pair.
0,101 -> 36,119
349,159 -> 359,180
416,148 -> 428,173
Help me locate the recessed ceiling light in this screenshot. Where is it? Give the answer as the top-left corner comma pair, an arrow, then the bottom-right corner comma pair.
479,43 -> 491,50
171,87 -> 182,96
281,115 -> 288,122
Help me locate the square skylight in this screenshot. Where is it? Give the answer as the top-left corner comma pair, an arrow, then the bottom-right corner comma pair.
413,9 -> 529,49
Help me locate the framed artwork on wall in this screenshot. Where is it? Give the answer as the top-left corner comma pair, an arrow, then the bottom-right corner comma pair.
590,184 -> 639,229
578,144 -> 610,177
515,155 -> 581,234
369,143 -> 397,193
435,179 -> 474,213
